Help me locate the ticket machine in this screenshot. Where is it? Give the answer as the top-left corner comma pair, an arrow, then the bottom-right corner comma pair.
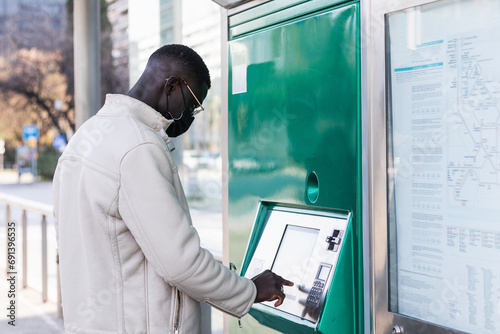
214,0 -> 363,332
240,203 -> 355,333
214,0 -> 500,333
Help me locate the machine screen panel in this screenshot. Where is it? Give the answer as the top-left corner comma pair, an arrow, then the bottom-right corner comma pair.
243,206 -> 349,323
317,265 -> 330,281
271,225 -> 319,280
386,0 -> 500,332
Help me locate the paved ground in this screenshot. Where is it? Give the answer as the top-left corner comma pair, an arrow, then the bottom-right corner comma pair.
0,171 -> 62,333
0,170 -> 224,333
0,280 -> 63,334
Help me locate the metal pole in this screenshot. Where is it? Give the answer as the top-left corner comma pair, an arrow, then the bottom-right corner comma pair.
32,147 -> 37,182
219,6 -> 231,334
5,204 -> 10,274
22,209 -> 27,288
74,0 -> 101,129
41,215 -> 48,303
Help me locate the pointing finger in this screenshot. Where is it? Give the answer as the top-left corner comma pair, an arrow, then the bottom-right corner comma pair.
275,274 -> 294,287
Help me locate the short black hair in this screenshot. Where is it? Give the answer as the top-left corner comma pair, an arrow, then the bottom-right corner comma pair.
149,44 -> 211,90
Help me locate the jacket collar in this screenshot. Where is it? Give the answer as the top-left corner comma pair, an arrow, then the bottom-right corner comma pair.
101,94 -> 174,132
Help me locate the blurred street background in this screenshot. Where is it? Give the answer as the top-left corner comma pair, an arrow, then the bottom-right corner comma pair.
0,0 -> 226,332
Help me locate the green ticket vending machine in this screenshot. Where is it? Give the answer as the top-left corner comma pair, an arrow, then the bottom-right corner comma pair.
219,0 -> 362,332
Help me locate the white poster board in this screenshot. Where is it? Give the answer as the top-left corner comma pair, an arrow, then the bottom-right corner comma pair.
387,0 -> 500,332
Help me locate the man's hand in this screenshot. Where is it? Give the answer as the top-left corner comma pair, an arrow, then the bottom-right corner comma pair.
251,270 -> 294,307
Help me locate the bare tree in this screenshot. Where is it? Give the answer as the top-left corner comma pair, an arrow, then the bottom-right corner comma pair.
0,48 -> 74,141
0,0 -> 127,144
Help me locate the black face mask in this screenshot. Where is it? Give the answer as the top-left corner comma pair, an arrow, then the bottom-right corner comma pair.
164,79 -> 195,137
166,111 -> 194,137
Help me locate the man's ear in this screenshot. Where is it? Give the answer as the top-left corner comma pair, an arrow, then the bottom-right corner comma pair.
164,77 -> 180,95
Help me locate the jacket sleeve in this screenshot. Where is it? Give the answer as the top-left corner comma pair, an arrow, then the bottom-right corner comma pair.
118,142 -> 256,317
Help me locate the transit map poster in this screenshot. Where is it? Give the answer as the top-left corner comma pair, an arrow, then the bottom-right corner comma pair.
386,0 -> 500,332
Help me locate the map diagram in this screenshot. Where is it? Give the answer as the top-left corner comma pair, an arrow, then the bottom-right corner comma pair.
445,34 -> 500,208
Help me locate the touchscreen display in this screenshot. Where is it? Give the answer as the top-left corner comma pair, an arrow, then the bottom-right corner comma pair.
272,225 -> 319,284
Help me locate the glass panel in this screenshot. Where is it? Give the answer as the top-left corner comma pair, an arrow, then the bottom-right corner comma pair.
272,225 -> 319,278
386,0 -> 500,332
317,264 -> 331,281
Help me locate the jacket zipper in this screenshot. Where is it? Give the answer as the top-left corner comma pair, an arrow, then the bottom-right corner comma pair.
145,262 -> 150,333
205,301 -> 243,328
174,289 -> 182,333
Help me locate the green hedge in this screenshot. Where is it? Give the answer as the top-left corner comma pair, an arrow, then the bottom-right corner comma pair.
37,145 -> 60,180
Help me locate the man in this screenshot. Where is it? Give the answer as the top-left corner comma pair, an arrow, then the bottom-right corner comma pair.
53,44 -> 292,334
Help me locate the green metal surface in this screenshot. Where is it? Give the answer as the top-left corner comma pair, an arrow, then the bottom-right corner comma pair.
229,0 -> 308,27
317,215 -> 355,334
229,0 -> 353,38
227,1 -> 361,333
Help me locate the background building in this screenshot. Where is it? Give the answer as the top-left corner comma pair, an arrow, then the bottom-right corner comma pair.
0,0 -> 66,57
181,0 -> 222,153
127,0 -> 222,178
107,0 -> 130,94
128,0 -> 182,86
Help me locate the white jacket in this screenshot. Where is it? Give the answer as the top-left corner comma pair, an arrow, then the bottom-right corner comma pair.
53,94 -> 256,334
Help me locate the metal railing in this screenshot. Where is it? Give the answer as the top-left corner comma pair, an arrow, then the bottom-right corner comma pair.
0,192 -> 62,318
